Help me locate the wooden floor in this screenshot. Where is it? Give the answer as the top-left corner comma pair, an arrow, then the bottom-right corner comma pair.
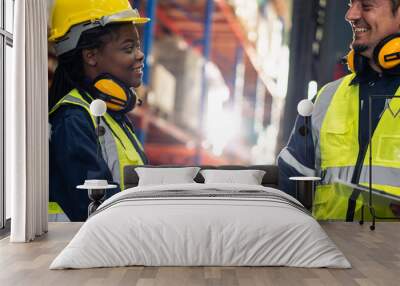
0,222 -> 399,286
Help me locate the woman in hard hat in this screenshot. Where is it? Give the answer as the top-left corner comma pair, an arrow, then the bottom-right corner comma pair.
48,0 -> 149,221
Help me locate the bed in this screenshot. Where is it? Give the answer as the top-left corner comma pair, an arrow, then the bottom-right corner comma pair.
49,165 -> 351,269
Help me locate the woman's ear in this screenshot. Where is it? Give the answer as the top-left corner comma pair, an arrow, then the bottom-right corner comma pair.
82,49 -> 98,67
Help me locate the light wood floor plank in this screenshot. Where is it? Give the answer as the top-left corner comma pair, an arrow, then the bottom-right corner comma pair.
0,222 -> 399,286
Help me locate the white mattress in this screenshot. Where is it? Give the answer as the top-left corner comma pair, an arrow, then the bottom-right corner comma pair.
50,183 -> 351,269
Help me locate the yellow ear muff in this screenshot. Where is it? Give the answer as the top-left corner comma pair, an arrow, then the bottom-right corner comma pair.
346,49 -> 355,73
94,78 -> 128,112
376,36 -> 400,70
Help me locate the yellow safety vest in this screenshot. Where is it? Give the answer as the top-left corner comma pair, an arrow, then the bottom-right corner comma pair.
312,73 -> 400,220
48,89 -> 145,214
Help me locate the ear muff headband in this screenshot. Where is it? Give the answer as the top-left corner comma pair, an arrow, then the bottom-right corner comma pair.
346,49 -> 356,73
92,74 -> 137,113
345,49 -> 369,74
373,33 -> 400,70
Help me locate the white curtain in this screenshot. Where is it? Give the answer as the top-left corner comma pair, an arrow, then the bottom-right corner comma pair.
7,0 -> 49,242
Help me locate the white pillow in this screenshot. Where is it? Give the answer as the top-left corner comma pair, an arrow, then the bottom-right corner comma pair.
135,167 -> 201,186
200,169 -> 266,185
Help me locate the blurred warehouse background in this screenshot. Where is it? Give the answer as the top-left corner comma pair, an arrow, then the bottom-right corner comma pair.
48,0 -> 352,166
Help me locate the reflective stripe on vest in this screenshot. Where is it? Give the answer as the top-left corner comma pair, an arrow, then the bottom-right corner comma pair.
322,165 -> 400,188
311,74 -> 400,220
49,89 -> 145,214
321,165 -> 400,189
278,148 -> 316,177
320,166 -> 355,185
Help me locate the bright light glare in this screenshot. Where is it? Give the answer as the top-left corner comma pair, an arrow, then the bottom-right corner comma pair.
203,62 -> 239,156
205,86 -> 237,156
206,109 -> 238,156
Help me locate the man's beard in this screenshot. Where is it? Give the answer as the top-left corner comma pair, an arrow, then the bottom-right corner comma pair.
352,44 -> 369,53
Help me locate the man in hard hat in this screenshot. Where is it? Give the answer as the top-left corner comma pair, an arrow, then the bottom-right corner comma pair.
278,0 -> 400,220
48,0 -> 149,221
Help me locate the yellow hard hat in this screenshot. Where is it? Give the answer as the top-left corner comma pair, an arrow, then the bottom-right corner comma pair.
49,0 -> 150,55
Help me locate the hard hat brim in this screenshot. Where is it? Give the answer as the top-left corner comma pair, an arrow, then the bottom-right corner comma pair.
49,9 -> 150,42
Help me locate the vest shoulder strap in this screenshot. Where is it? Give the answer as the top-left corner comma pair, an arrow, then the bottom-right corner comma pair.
49,89 -> 96,127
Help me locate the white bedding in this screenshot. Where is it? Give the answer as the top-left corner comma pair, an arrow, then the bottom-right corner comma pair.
50,183 -> 351,269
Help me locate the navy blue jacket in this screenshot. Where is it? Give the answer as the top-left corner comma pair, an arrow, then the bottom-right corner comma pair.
49,105 -> 147,222
278,66 -> 400,197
